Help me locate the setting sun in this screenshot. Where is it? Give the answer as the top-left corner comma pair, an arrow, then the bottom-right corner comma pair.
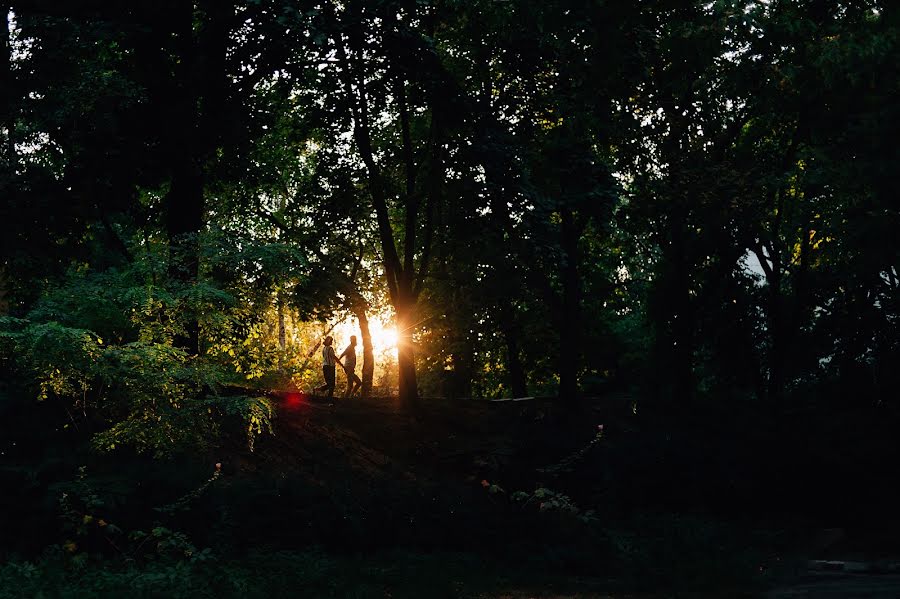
377,326 -> 398,350
332,315 -> 398,357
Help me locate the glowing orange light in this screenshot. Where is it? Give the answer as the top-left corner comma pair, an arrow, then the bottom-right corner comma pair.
379,327 -> 399,350
284,392 -> 307,410
332,316 -> 399,357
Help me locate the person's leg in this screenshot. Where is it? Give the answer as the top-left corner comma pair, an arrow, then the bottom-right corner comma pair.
315,366 -> 328,394
325,365 -> 336,398
344,369 -> 354,398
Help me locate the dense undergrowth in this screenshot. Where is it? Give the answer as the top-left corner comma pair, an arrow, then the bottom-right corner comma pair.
0,397 -> 777,597
10,384 -> 896,597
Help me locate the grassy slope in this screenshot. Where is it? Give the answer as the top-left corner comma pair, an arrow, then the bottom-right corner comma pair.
1,392 -> 794,597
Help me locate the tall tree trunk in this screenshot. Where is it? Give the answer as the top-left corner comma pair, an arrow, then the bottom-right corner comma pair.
448,339 -> 474,399
0,265 -> 8,316
277,298 -> 286,350
335,22 -> 444,412
353,304 -> 375,399
163,1 -> 203,354
669,219 -> 694,404
651,211 -> 694,410
767,186 -> 787,403
558,207 -> 581,401
1,8 -> 13,316
752,239 -> 786,404
2,6 -> 14,168
165,157 -> 204,354
498,307 -> 528,398
163,0 -> 231,355
768,270 -> 786,402
395,286 -> 419,409
506,336 -> 528,398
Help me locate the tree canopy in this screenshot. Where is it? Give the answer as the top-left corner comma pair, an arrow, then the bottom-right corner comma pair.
7,0 -> 896,419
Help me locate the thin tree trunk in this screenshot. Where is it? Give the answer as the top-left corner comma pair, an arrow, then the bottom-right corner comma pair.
768,271 -> 785,401
2,6 -> 14,168
335,33 -> 436,411
1,9 -> 12,317
164,0 -> 232,355
768,186 -> 786,403
353,304 -> 375,398
395,287 -> 419,410
669,219 -> 694,404
0,265 -> 8,316
448,340 -> 474,399
165,158 -> 203,354
558,207 -> 581,401
498,305 -> 527,398
163,1 -> 203,354
651,209 -> 694,409
277,299 -> 286,350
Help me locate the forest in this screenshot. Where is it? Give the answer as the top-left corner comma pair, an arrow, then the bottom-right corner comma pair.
1,0 -> 898,596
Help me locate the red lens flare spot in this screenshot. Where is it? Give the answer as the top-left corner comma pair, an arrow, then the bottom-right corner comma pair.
284,392 -> 308,410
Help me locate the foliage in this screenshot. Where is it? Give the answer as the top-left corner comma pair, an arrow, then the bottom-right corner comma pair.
0,251 -> 278,456
509,487 -> 598,524
1,1 -> 897,594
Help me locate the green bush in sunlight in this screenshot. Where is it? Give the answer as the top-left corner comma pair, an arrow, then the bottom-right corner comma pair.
0,243 -> 279,456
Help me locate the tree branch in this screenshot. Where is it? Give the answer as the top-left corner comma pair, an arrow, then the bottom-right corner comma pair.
334,35 -> 402,304
751,240 -> 774,282
413,108 -> 443,299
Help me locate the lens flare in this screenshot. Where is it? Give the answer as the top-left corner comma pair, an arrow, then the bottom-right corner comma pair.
283,392 -> 307,410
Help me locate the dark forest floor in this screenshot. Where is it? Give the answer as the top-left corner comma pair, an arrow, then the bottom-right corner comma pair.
4,390 -> 900,597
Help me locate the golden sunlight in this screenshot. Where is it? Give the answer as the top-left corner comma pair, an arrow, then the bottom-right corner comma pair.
332,315 -> 398,357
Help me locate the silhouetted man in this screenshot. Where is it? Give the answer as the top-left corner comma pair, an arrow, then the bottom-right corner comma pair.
339,335 -> 363,398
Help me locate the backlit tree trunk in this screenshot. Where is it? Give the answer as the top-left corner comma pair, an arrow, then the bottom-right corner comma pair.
395,286 -> 419,408
277,298 -> 286,350
335,27 -> 443,412
497,306 -> 527,398
352,302 -> 375,399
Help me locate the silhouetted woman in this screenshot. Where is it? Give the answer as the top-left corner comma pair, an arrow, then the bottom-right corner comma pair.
315,336 -> 340,398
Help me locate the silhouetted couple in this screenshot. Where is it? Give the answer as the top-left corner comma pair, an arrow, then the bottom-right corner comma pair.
315,335 -> 362,399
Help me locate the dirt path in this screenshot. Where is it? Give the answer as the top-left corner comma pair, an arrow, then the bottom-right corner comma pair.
247,392 -> 569,483
767,573 -> 900,597
226,392 -> 900,598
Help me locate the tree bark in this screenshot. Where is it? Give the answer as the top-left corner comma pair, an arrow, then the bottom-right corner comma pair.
165,158 -> 204,353
2,6 -> 14,168
277,298 -> 286,350
162,1 -> 203,353
651,208 -> 695,409
334,28 -> 444,411
350,301 -> 375,399
163,0 -> 232,355
395,286 -> 419,410
497,305 -> 528,398
761,185 -> 788,403
1,8 -> 13,316
0,265 -> 8,316
670,220 -> 694,404
558,207 -> 582,401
